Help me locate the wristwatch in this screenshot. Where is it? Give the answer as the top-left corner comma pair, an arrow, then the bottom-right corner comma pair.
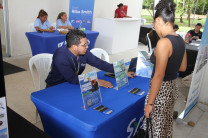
148,103 -> 154,106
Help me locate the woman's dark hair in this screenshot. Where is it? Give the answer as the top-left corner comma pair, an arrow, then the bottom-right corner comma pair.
173,24 -> 179,29
57,12 -> 66,20
117,3 -> 123,8
37,9 -> 48,18
66,29 -> 86,48
154,0 -> 176,24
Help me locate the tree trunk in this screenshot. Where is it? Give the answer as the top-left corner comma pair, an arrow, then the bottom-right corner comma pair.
180,11 -> 185,23
180,9 -> 186,23
188,13 -> 190,27
180,16 -> 183,23
202,2 -> 206,15
187,0 -> 191,27
183,0 -> 185,9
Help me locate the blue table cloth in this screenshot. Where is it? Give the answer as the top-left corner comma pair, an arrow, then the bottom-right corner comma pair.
26,30 -> 99,56
31,71 -> 150,138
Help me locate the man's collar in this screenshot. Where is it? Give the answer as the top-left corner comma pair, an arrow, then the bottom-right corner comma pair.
194,29 -> 201,33
66,47 -> 77,60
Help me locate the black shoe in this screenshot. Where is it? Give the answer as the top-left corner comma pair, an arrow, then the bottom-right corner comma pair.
173,111 -> 178,119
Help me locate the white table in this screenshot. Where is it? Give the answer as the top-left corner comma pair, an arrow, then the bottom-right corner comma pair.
93,18 -> 141,54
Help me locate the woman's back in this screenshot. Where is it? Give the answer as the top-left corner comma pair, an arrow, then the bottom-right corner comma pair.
151,35 -> 185,81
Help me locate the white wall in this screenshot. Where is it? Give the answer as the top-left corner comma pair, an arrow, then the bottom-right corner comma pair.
7,0 -> 143,57
7,0 -> 69,56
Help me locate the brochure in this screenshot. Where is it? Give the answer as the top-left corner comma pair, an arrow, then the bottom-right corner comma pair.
113,59 -> 129,90
78,70 -> 102,110
136,52 -> 154,78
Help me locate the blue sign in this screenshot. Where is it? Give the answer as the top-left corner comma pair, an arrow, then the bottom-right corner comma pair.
69,0 -> 95,30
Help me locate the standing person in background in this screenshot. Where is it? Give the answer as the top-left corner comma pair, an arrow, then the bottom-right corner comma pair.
56,12 -> 74,30
143,0 -> 187,137
33,9 -> 55,32
114,3 -> 131,18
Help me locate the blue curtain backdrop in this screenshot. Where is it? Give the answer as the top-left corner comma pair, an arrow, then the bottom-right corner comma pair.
69,0 -> 95,30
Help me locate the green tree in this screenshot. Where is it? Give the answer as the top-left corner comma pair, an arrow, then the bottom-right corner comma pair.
197,0 -> 208,15
176,0 -> 200,27
185,0 -> 199,27
142,0 -> 154,17
176,0 -> 186,23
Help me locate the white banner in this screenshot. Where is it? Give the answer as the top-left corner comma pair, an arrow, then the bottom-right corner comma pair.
181,15 -> 208,119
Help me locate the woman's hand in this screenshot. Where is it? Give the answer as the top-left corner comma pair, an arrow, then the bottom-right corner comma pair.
68,26 -> 74,30
48,29 -> 55,32
48,26 -> 55,31
144,104 -> 153,118
192,36 -> 199,40
50,26 -> 55,30
98,79 -> 113,88
46,27 -> 55,32
127,72 -> 135,78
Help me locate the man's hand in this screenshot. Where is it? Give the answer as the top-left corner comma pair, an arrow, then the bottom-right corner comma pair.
192,36 -> 199,40
98,79 -> 113,88
127,72 -> 135,78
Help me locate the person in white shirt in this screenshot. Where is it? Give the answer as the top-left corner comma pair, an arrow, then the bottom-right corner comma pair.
56,12 -> 74,30
33,9 -> 55,32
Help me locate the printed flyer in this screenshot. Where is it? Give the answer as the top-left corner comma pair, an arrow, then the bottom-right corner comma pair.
0,97 -> 8,138
78,70 -> 102,110
136,52 -> 154,78
113,59 -> 129,90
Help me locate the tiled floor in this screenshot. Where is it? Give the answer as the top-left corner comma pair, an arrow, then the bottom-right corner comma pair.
3,43 -> 208,137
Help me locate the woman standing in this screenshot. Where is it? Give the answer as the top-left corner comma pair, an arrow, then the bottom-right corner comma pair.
114,3 -> 131,18
144,0 -> 187,137
33,9 -> 55,32
56,12 -> 74,30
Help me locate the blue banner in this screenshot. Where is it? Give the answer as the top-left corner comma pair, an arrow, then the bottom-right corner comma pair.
69,0 -> 95,30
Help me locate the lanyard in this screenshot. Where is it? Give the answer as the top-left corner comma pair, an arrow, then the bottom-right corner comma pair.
71,57 -> 80,75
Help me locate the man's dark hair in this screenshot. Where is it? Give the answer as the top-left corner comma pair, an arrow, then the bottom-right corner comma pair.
154,0 -> 176,25
196,23 -> 202,27
173,24 -> 179,29
66,29 -> 86,48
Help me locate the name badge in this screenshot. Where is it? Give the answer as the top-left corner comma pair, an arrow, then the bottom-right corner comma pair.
81,63 -> 86,66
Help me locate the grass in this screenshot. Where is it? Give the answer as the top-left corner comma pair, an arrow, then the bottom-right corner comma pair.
141,9 -> 154,16
141,9 -> 206,32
